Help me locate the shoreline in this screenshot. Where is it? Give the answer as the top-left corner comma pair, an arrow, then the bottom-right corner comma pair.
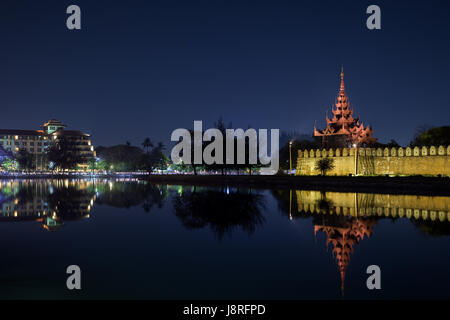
147,174 -> 450,196
0,173 -> 448,196
0,173 -> 148,180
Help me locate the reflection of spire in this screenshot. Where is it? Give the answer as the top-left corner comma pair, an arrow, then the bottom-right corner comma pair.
315,218 -> 375,295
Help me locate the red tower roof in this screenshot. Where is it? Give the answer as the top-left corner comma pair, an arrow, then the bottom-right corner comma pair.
314,68 -> 377,147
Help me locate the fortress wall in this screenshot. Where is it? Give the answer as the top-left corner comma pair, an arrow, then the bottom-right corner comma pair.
296,146 -> 450,176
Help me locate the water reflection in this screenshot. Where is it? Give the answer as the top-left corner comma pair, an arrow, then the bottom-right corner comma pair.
314,215 -> 376,293
0,179 -> 96,231
94,181 -> 169,212
1,179 -> 449,296
173,187 -> 265,240
2,180 -> 449,237
280,189 -> 450,294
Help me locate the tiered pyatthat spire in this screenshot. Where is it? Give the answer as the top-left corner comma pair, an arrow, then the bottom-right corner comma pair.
314,68 -> 377,148
339,66 -> 345,94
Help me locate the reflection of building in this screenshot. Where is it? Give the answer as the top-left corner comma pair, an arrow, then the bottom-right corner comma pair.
314,68 -> 376,148
314,216 -> 375,292
0,180 -> 95,231
0,119 -> 95,170
293,190 -> 450,293
296,190 -> 450,222
40,216 -> 64,232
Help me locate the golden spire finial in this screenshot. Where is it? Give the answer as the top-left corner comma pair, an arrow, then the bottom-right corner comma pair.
339,65 -> 345,93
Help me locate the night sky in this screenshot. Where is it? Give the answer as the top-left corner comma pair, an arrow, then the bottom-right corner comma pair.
0,0 -> 449,147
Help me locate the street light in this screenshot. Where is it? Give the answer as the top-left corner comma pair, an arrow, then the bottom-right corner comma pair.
289,141 -> 293,176
353,143 -> 358,176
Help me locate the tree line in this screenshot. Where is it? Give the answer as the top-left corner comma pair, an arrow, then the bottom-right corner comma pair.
171,117 -> 269,175
0,136 -> 167,173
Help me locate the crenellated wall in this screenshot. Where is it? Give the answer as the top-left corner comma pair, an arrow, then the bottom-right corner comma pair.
296,145 -> 450,176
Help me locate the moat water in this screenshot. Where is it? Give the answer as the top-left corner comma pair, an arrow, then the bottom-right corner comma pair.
0,179 -> 449,299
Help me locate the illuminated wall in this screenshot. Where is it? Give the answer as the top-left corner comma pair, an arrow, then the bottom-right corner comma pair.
296,145 -> 450,176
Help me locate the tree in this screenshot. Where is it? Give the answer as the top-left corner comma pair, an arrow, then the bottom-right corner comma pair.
373,139 -> 401,148
315,158 -> 335,176
141,142 -> 166,173
46,136 -> 82,171
96,144 -> 144,171
96,140 -> 166,173
97,159 -> 111,171
16,149 -> 34,171
195,117 -> 258,175
1,158 -> 17,171
410,126 -> 450,147
142,137 -> 154,153
385,139 -> 400,148
87,158 -> 97,172
170,161 -> 191,173
279,136 -> 321,171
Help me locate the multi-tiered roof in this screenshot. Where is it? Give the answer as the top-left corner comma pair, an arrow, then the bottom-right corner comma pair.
314,68 -> 377,147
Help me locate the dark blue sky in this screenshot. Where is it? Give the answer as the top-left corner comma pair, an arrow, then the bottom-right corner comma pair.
0,0 -> 449,147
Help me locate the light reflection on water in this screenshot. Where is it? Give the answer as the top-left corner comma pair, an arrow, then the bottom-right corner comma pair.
0,179 -> 449,299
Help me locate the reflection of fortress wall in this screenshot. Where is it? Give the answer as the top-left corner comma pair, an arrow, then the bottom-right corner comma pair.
296,146 -> 450,176
296,190 -> 450,222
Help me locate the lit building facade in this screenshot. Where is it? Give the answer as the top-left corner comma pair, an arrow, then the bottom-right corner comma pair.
0,119 -> 95,170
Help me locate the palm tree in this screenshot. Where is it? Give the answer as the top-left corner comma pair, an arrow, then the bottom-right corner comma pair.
315,158 -> 335,176
142,137 -> 153,153
156,142 -> 164,151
